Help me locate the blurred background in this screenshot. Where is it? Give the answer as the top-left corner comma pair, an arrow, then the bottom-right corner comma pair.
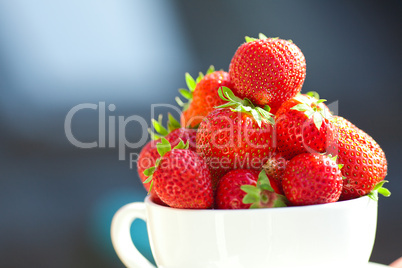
1,0 -> 401,267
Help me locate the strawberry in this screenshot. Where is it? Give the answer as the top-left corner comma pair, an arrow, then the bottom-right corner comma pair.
137,114 -> 196,198
144,139 -> 213,209
215,169 -> 259,209
241,170 -> 288,208
275,92 -> 336,160
328,116 -> 389,200
262,152 -> 288,195
282,153 -> 343,206
177,66 -> 234,128
196,87 -> 275,188
229,33 -> 306,113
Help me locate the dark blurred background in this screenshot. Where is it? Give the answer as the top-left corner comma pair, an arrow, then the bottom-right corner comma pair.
1,0 -> 401,267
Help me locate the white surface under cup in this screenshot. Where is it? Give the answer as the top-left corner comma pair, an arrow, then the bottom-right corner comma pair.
111,195 -> 378,268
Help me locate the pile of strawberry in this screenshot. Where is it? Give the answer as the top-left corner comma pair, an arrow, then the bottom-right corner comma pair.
137,34 -> 390,209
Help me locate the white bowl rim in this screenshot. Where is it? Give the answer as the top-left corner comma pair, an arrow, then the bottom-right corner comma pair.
145,194 -> 375,213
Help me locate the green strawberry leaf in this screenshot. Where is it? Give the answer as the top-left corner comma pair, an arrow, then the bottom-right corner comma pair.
151,117 -> 169,137
143,167 -> 155,177
258,33 -> 268,39
368,191 -> 378,201
378,187 -> 391,197
291,103 -> 311,112
274,197 -> 287,208
291,96 -> 332,131
167,113 -> 181,132
257,169 -> 273,191
206,65 -> 215,75
373,180 -> 388,191
313,113 -> 323,130
143,138 -> 190,194
263,105 -> 271,113
241,170 -> 287,209
196,72 -> 204,84
156,138 -> 171,157
255,107 -> 275,125
143,174 -> 153,184
175,96 -> 186,107
148,180 -> 154,194
328,155 -> 344,169
176,66 -> 214,111
374,180 -> 391,197
245,36 -> 258,43
148,113 -> 181,140
185,73 -> 196,92
173,139 -> 189,150
304,109 -> 315,119
241,185 -> 260,204
306,91 -> 320,100
250,109 -> 262,127
368,180 -> 391,201
216,87 -> 275,127
155,158 -> 161,167
179,88 -> 193,100
218,86 -> 246,104
142,137 -> 188,193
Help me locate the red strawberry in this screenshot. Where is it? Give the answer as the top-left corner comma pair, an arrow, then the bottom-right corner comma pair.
229,33 -> 306,113
196,87 -> 275,188
146,139 -> 213,209
328,116 -> 388,200
282,153 -> 343,206
275,93 -> 336,160
177,66 -> 234,128
262,152 -> 288,195
215,169 -> 259,209
137,114 -> 197,200
241,170 -> 288,208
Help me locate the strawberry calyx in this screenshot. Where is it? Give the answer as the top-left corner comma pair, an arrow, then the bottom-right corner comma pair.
216,86 -> 275,127
328,154 -> 347,180
305,91 -> 320,100
148,113 -> 181,140
241,170 -> 288,208
143,138 -> 189,192
328,154 -> 344,170
291,94 -> 333,130
175,65 -> 215,111
244,33 -> 294,44
245,33 -> 277,43
368,180 -> 391,201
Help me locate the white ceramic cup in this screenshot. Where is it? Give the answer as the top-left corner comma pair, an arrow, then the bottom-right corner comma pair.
111,195 -> 377,268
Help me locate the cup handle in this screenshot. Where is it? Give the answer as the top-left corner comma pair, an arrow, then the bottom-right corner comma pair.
111,202 -> 156,268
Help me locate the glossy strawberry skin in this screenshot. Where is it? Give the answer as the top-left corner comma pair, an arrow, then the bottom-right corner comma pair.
282,153 -> 343,206
229,38 -> 306,113
181,71 -> 234,128
153,149 -> 213,209
275,95 -> 336,160
196,108 -> 275,188
263,152 -> 288,195
328,116 -> 387,200
137,128 -> 197,193
215,169 -> 259,209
